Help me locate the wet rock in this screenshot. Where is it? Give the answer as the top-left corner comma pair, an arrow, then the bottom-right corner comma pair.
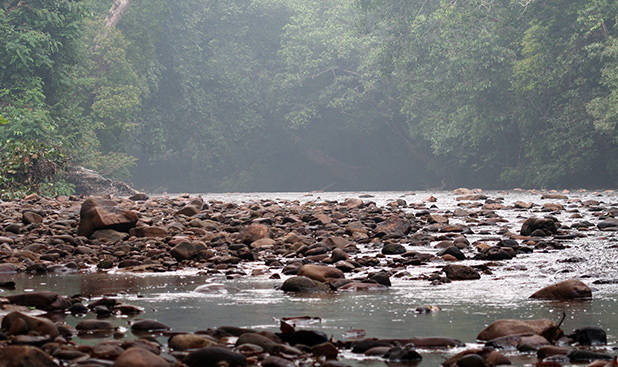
374,216 -> 411,237
438,246 -> 466,260
170,241 -> 207,261
351,339 -> 394,353
337,281 -> 387,292
169,333 -> 216,351
130,320 -> 170,333
262,356 -> 295,367
184,346 -> 247,367
312,342 -> 338,359
520,217 -> 559,236
384,345 -> 422,362
537,346 -> 570,360
93,341 -> 124,360
279,329 -> 328,346
530,279 -> 592,300
6,291 -> 71,311
236,333 -> 280,353
76,320 -> 114,335
280,276 -> 329,293
381,243 -> 406,255
297,264 -> 344,282
456,354 -> 487,367
239,224 -> 270,244
477,246 -> 514,260
514,201 -> 533,209
569,327 -> 607,345
0,345 -> 59,367
1,312 -> 59,338
568,350 -> 613,362
443,264 -> 480,280
113,347 -> 168,367
477,319 -> 560,341
597,218 -> 618,231
77,197 -> 138,237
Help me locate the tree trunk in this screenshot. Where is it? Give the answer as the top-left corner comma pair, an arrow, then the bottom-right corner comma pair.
105,0 -> 131,28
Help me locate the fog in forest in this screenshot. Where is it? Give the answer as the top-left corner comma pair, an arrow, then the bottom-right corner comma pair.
1,0 -> 616,196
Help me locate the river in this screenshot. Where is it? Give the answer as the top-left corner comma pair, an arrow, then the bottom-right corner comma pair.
1,190 -> 617,366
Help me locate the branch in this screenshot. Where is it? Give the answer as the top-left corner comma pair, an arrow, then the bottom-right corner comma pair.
104,0 -> 132,29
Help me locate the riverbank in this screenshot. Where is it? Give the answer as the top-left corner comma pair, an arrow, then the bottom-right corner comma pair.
0,189 -> 616,366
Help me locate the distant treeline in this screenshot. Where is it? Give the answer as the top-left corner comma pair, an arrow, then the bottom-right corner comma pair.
1,0 -> 616,195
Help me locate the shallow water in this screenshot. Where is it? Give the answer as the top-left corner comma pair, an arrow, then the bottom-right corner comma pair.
1,190 -> 617,366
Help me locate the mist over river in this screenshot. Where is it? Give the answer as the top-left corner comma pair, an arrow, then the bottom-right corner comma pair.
1,190 -> 616,366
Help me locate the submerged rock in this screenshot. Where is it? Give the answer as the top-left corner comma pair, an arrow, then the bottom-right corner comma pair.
530,279 -> 592,300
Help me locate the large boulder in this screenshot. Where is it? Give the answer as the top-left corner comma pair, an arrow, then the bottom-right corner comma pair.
530,279 -> 592,300
1,312 -> 59,338
66,166 -> 137,196
477,319 -> 560,341
520,217 -> 559,236
77,197 -> 138,237
113,347 -> 169,367
297,264 -> 344,282
0,345 -> 58,367
6,291 -> 71,311
239,224 -> 270,244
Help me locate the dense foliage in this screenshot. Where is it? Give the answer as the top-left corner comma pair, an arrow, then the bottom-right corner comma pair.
1,0 -> 616,194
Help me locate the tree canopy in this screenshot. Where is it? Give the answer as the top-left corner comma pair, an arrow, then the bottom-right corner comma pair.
1,0 -> 616,196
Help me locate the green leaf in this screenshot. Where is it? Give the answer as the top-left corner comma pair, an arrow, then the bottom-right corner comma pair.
0,115 -> 7,125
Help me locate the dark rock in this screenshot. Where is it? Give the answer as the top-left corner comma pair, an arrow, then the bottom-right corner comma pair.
6,291 -> 71,311
280,276 -> 329,293
169,333 -> 215,351
456,354 -> 487,367
279,329 -> 328,346
130,320 -> 170,333
0,345 -> 59,367
597,218 -> 618,230
520,217 -> 559,236
91,229 -> 129,242
1,312 -> 59,338
530,279 -> 592,300
381,243 -> 406,255
239,224 -> 270,244
477,319 -> 560,341
374,216 -> 411,237
175,205 -> 200,217
384,345 -> 422,362
113,347 -> 168,367
77,197 -> 138,237
129,193 -> 149,201
443,264 -> 480,280
22,211 -> 43,225
262,356 -> 295,367
311,342 -> 338,359
170,241 -> 207,261
569,327 -> 607,345
567,349 -> 613,362
184,347 -> 247,367
438,246 -> 466,260
351,339 -> 393,353
235,333 -> 279,353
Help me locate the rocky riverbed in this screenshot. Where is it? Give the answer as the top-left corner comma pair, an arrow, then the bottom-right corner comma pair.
0,189 -> 616,366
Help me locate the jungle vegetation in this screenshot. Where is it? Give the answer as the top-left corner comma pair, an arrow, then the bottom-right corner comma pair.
1,0 -> 616,196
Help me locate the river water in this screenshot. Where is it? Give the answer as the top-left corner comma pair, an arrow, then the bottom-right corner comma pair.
1,190 -> 617,366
